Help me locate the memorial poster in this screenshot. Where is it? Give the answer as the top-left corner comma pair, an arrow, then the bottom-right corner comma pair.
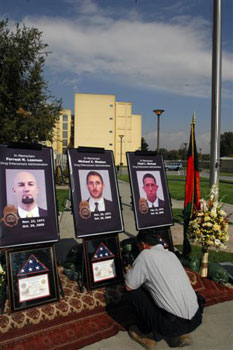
83,234 -> 123,289
68,148 -> 124,238
0,145 -> 59,248
6,244 -> 59,312
127,152 -> 173,230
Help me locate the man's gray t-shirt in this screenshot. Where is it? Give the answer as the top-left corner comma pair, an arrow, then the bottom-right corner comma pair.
125,244 -> 198,320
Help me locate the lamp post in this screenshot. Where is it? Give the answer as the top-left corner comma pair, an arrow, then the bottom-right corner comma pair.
119,135 -> 124,175
153,109 -> 165,153
199,148 -> 202,159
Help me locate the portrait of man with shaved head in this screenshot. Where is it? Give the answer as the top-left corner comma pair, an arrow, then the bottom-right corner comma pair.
12,171 -> 47,218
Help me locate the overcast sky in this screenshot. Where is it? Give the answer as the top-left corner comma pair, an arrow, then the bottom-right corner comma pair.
2,0 -> 233,153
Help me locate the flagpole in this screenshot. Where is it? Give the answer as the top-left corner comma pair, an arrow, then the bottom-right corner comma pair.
210,0 -> 222,189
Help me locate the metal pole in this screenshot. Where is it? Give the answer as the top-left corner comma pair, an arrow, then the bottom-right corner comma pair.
210,0 -> 222,189
157,115 -> 160,153
153,109 -> 164,153
119,135 -> 124,175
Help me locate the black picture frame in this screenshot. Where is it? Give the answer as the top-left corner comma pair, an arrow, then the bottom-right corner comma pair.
6,244 -> 59,312
83,233 -> 123,290
127,152 -> 174,230
0,144 -> 59,248
68,148 -> 124,238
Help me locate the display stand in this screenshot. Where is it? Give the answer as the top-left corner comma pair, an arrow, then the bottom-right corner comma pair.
0,143 -> 61,312
67,147 -> 124,290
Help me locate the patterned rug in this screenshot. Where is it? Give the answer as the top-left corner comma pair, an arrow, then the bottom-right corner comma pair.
0,267 -> 233,350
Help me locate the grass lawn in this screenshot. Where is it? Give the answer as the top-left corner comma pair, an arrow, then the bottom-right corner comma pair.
220,172 -> 233,177
176,244 -> 233,264
56,189 -> 69,212
168,177 -> 233,204
118,174 -> 233,204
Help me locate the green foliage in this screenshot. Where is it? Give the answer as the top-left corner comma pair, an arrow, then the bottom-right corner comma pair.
220,132 -> 233,157
0,19 -> 62,144
172,208 -> 184,224
141,137 -> 149,151
56,189 -> 69,212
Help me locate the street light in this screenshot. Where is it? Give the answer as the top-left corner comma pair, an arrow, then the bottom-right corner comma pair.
153,109 -> 165,153
119,135 -> 124,175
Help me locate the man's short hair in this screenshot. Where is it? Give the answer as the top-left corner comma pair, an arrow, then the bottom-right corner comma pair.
142,173 -> 156,185
86,171 -> 104,184
136,229 -> 164,246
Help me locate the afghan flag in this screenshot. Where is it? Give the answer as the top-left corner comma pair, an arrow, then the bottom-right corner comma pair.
183,114 -> 200,255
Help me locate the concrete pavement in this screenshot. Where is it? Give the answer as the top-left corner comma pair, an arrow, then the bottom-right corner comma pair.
57,180 -> 233,350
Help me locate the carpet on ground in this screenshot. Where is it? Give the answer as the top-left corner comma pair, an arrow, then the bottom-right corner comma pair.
0,267 -> 233,350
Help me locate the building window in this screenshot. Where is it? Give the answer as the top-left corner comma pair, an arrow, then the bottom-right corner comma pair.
109,130 -> 113,133
63,114 -> 68,121
109,143 -> 113,146
109,104 -> 114,107
109,117 -> 113,120
63,140 -> 68,146
63,123 -> 68,130
63,131 -> 68,138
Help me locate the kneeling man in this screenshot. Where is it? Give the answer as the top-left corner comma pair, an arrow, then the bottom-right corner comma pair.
124,229 -> 203,349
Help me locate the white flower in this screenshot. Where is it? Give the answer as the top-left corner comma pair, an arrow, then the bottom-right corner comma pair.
200,199 -> 208,212
214,239 -> 221,246
187,184 -> 229,250
210,209 -> 217,218
219,209 -> 227,217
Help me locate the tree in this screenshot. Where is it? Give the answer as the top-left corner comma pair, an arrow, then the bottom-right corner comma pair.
141,137 -> 149,151
166,150 -> 179,160
158,148 -> 168,159
0,20 -> 62,144
220,132 -> 233,157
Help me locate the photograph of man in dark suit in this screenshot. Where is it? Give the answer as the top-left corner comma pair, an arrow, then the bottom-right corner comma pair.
86,171 -> 112,212
142,173 -> 165,208
12,171 -> 47,218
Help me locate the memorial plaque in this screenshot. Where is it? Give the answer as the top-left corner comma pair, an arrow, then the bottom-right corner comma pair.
0,145 -> 59,248
6,244 -> 59,312
83,234 -> 123,290
127,152 -> 173,230
68,148 -> 124,238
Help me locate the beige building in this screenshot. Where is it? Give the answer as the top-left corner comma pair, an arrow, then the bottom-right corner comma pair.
74,93 -> 142,165
47,109 -> 72,155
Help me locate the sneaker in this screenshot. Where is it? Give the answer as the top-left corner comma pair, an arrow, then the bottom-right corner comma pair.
128,325 -> 157,350
168,334 -> 193,347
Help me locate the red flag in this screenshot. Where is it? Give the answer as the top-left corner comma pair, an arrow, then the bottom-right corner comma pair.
183,114 -> 200,255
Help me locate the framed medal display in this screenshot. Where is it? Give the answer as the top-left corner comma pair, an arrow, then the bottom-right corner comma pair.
0,144 -> 59,248
83,233 -> 123,290
6,244 -> 59,312
127,152 -> 173,230
68,147 -> 124,238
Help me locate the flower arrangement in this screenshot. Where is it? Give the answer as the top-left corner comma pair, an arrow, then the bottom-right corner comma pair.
187,184 -> 229,249
187,184 -> 230,277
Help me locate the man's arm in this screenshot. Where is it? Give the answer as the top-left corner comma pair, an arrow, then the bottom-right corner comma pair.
124,263 -> 145,292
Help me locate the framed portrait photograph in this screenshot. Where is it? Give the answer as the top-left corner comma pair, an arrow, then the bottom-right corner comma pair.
68,148 -> 124,238
0,144 -> 59,248
127,152 -> 174,230
6,244 -> 59,312
83,233 -> 123,290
